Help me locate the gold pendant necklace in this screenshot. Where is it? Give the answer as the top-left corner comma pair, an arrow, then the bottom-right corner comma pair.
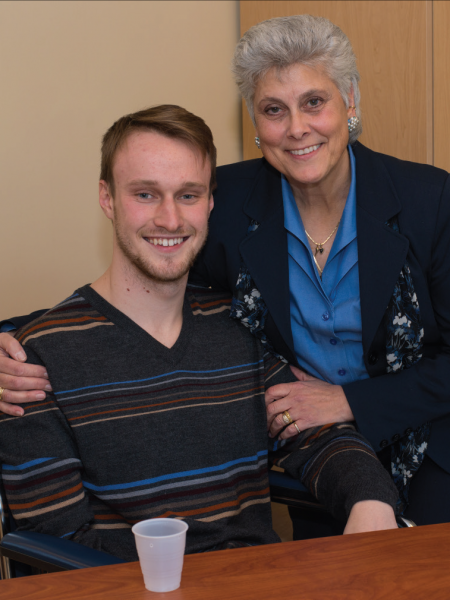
304,220 -> 340,277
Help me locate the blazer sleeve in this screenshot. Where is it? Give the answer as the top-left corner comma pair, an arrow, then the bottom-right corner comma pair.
343,173 -> 450,456
0,310 -> 48,332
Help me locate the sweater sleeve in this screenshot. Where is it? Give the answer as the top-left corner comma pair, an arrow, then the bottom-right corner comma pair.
271,423 -> 398,521
263,355 -> 399,520
0,346 -> 106,553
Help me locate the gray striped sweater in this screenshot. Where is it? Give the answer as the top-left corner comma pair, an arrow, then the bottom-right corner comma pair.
0,285 -> 397,560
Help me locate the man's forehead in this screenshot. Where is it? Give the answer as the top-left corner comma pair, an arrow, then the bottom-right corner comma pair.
119,130 -> 199,159
113,130 -> 210,181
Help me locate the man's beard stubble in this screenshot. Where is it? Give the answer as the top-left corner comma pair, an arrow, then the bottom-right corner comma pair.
114,220 -> 209,285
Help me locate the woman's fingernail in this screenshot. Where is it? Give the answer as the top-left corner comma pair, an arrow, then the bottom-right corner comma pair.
36,392 -> 46,400
44,372 -> 49,378
16,351 -> 26,361
45,384 -> 52,391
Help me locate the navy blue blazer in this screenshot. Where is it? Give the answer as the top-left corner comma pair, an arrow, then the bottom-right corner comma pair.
190,142 -> 450,471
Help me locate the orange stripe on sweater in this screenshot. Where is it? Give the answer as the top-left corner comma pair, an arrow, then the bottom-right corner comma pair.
189,299 -> 231,310
266,359 -> 283,375
18,316 -> 108,341
155,487 -> 270,519
304,423 -> 335,445
310,444 -> 376,484
68,386 -> 264,421
10,482 -> 83,509
23,400 -> 55,412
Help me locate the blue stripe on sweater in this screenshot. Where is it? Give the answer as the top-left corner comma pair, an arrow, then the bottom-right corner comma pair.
82,450 -> 268,492
3,457 -> 56,470
55,360 -> 264,396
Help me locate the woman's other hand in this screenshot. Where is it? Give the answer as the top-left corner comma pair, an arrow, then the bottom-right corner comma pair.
0,332 -> 51,416
265,365 -> 354,439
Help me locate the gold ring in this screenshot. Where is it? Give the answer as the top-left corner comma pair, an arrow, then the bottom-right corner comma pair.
282,410 -> 294,425
0,387 -> 4,402
293,422 -> 301,435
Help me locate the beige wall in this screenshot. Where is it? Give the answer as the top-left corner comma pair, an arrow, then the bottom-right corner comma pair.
0,0 -> 241,319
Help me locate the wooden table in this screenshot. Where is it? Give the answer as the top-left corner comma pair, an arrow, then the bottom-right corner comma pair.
2,523 -> 450,599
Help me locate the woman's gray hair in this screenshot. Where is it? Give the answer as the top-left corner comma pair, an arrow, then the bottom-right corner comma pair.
232,14 -> 362,143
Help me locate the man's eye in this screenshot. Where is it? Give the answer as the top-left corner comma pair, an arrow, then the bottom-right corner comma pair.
181,194 -> 196,200
137,193 -> 152,199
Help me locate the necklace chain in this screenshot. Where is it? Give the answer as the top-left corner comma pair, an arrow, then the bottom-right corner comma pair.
304,220 -> 341,277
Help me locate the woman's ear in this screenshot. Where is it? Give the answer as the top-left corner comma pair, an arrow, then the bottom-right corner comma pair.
347,86 -> 356,117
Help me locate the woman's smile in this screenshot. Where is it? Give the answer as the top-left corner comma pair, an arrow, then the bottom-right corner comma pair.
254,63 -> 353,196
287,143 -> 322,157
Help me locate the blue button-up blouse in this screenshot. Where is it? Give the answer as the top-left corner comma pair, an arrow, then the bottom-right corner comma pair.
282,146 -> 369,384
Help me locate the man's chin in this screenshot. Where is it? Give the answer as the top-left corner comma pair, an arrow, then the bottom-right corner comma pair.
131,257 -> 194,285
115,225 -> 209,286
143,268 -> 190,284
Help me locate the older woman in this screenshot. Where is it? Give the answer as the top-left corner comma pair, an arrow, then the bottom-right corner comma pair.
1,15 -> 450,529
190,15 -> 450,528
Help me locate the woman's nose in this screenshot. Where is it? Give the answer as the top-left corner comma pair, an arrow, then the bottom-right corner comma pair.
154,197 -> 183,231
287,110 -> 310,138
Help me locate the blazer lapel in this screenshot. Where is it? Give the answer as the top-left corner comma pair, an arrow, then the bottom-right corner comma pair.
235,146 -> 409,363
238,161 -> 295,357
353,143 -> 410,352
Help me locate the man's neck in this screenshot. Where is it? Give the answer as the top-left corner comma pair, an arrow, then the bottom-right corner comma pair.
91,259 -> 186,349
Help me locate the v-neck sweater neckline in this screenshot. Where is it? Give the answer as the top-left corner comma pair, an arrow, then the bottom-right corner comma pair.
78,284 -> 195,366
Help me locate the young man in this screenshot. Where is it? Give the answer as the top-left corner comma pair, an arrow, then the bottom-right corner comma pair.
0,106 -> 398,561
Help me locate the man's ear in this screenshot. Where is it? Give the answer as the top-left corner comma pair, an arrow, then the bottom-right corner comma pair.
208,194 -> 214,215
99,180 -> 114,220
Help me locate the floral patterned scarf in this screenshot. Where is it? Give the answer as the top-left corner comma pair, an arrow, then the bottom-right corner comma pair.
230,217 -> 430,512
385,216 -> 430,512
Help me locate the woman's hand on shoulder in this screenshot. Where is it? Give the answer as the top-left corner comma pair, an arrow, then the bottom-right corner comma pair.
265,366 -> 354,439
0,332 -> 51,417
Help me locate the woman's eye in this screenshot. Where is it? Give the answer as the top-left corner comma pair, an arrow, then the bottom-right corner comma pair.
307,98 -> 322,108
265,106 -> 282,115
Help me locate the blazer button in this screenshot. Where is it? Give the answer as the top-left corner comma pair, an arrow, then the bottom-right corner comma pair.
380,439 -> 389,448
368,353 -> 378,365
405,428 -> 413,436
392,434 -> 400,442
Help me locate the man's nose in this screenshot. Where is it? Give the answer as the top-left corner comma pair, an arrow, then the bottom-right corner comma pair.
154,197 -> 184,231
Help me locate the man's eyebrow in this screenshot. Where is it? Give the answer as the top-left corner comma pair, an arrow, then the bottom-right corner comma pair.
127,179 -> 158,187
127,180 -> 207,189
181,181 -> 208,190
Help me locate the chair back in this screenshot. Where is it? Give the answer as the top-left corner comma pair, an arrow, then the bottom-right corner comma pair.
0,476 -> 12,579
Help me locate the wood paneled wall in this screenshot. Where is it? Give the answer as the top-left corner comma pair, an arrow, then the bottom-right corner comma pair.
434,1 -> 450,171
240,1 -> 448,171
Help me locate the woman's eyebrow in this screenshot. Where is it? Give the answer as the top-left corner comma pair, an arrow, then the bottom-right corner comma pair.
258,89 -> 329,104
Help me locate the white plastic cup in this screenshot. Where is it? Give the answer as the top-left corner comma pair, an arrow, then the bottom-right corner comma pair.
132,518 -> 189,593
